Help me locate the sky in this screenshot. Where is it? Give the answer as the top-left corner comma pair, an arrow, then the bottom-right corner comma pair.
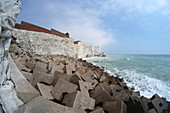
17,0 -> 170,54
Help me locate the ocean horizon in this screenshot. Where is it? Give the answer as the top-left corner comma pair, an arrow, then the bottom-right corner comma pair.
86,54 -> 170,101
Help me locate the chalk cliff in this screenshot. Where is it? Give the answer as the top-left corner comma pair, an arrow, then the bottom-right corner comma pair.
12,29 -> 102,58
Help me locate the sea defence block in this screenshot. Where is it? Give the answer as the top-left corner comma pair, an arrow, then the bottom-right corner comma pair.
37,83 -> 54,100
33,71 -> 54,87
62,91 -> 95,111
9,56 -> 40,103
91,84 -> 113,104
21,71 -> 33,84
52,71 -> 70,85
14,96 -> 85,113
52,78 -> 78,100
79,81 -> 93,97
103,101 -> 127,113
90,107 -> 105,113
80,70 -> 97,83
150,94 -> 168,113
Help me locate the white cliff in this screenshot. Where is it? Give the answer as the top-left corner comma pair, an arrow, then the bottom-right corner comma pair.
12,29 -> 102,58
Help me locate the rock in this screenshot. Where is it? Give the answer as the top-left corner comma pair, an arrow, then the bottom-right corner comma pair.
103,101 -> 127,113
62,91 -> 95,111
91,84 -> 113,104
151,94 -> 168,113
52,78 -> 78,100
52,71 -> 70,85
37,83 -> 54,100
90,107 -> 105,113
10,44 -> 22,55
21,71 -> 33,84
14,96 -> 85,113
9,56 -> 40,103
33,71 -> 54,86
79,80 -> 93,97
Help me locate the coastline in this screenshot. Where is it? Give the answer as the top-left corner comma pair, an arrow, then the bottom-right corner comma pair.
85,55 -> 170,102
9,43 -> 170,112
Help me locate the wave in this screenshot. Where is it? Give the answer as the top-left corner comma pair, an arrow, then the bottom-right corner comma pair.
88,60 -> 170,101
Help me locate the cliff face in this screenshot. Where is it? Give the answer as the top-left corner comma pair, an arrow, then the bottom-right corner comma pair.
12,29 -> 101,58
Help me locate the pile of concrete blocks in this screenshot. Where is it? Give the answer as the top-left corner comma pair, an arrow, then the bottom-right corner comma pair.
9,43 -> 170,113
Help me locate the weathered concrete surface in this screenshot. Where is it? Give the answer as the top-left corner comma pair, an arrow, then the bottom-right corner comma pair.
103,101 -> 127,113
9,56 -> 40,103
12,29 -> 101,58
14,96 -> 86,113
91,84 -> 113,104
62,91 -> 95,111
52,78 -> 78,100
37,83 -> 53,100
90,107 -> 105,113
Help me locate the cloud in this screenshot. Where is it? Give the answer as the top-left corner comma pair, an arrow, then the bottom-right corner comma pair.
43,1 -> 114,47
97,0 -> 168,14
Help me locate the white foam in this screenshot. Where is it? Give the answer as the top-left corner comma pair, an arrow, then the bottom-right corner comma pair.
86,60 -> 170,101
110,68 -> 170,101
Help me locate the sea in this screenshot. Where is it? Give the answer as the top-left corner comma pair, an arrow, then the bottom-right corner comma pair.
85,55 -> 170,101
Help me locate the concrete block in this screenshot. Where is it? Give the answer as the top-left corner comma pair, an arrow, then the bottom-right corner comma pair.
47,61 -> 58,71
103,101 -> 127,113
90,107 -> 104,113
62,91 -> 95,111
21,71 -> 33,84
52,78 -> 78,100
64,62 -> 76,75
75,67 -> 86,76
25,60 -> 35,70
33,71 -> 54,86
35,56 -> 48,63
113,91 -> 129,101
9,56 -> 40,103
37,83 -> 54,100
35,61 -> 47,70
52,71 -> 70,85
80,70 -> 96,83
141,96 -> 149,113
79,81 -> 93,97
151,94 -> 168,113
149,109 -> 157,113
14,96 -> 85,113
15,61 -> 31,72
70,74 -> 82,85
91,84 -> 113,104
33,65 -> 48,78
51,63 -> 64,75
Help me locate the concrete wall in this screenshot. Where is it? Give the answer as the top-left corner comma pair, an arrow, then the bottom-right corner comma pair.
12,29 -> 101,58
